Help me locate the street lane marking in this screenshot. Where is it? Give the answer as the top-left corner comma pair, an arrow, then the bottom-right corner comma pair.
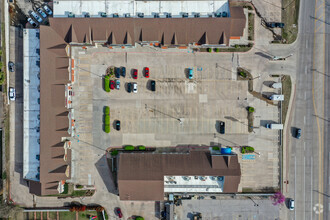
311,156 -> 313,220
305,91 -> 307,100
305,66 -> 308,75
304,156 -> 306,220
315,24 -> 323,33
294,156 -> 296,220
304,116 -> 306,124
304,142 -> 306,151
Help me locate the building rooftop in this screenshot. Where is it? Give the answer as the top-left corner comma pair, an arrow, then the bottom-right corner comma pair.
118,150 -> 241,201
23,29 -> 41,181
53,0 -> 230,18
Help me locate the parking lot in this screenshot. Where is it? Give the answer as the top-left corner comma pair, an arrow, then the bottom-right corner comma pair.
70,45 -> 280,190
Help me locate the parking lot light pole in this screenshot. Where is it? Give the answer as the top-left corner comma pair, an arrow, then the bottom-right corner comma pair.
247,196 -> 259,207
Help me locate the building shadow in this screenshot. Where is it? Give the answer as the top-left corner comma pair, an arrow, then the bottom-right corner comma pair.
263,81 -> 275,87
94,155 -> 117,193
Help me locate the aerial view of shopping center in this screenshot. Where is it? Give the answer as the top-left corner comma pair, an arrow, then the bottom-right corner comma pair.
0,0 -> 328,219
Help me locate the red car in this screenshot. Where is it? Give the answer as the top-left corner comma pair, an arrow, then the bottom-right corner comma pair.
145,67 -> 149,78
115,208 -> 123,218
110,80 -> 115,90
133,69 -> 138,79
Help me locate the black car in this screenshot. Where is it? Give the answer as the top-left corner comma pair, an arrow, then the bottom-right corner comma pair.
219,121 -> 225,134
127,82 -> 132,93
8,61 -> 14,72
115,67 -> 121,78
116,120 -> 121,131
295,128 -> 301,139
121,67 -> 126,77
150,80 -> 156,91
267,22 -> 285,28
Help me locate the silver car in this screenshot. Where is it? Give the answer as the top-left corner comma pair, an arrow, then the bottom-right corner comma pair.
31,11 -> 43,23
37,8 -> 47,18
9,87 -> 16,101
43,5 -> 53,15
133,83 -> 138,93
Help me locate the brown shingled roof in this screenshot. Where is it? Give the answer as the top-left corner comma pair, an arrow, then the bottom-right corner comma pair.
118,151 -> 241,201
32,7 -> 245,195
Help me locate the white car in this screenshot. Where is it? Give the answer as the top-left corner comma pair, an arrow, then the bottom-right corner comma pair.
289,199 -> 294,210
27,18 -> 38,27
43,5 -> 53,15
37,8 -> 47,18
9,87 -> 16,101
133,83 -> 138,93
31,11 -> 43,23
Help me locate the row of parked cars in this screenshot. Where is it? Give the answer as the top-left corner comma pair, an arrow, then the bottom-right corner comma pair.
114,67 -> 150,79
27,5 -> 53,28
111,67 -> 155,92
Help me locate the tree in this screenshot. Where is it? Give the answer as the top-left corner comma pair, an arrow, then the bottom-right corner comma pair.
271,192 -> 285,205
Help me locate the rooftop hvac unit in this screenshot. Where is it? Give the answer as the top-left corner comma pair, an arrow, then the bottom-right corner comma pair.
113,13 -> 119,18
125,13 -> 130,18
138,13 -> 144,18
166,13 -> 172,18
194,13 -> 200,18
84,13 -> 90,18
215,12 -> 221,17
222,12 -> 228,17
182,13 -> 188,18
68,12 -> 75,18
218,176 -> 224,181
154,13 -> 159,18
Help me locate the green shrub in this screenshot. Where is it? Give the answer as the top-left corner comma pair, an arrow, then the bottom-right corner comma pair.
248,107 -> 255,112
234,44 -> 239,48
138,145 -> 146,150
76,184 -> 84,189
239,71 -> 247,78
124,145 -> 135,151
135,217 -> 144,220
0,72 -> 5,85
2,171 -> 6,180
212,146 -> 220,150
207,48 -> 212,52
215,48 -> 220,52
104,75 -> 110,92
104,125 -> 110,133
105,106 -> 110,115
104,115 -> 110,125
111,149 -> 118,156
241,146 -> 254,154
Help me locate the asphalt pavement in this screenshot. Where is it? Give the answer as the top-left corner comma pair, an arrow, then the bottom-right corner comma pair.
286,0 -> 329,219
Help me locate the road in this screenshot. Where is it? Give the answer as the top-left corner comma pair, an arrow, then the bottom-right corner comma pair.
286,0 -> 329,219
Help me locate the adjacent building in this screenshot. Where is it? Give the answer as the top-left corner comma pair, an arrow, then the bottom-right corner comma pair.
118,150 -> 241,201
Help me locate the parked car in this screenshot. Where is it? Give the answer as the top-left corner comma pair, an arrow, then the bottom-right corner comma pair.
188,68 -> 193,79
116,79 -> 120,90
115,67 -> 121,78
288,199 -> 294,210
116,120 -> 121,131
27,18 -> 38,27
133,69 -> 138,79
295,128 -> 301,139
121,67 -> 126,77
43,5 -> 53,15
219,121 -> 225,134
127,82 -> 132,93
9,87 -> 16,101
8,61 -> 14,72
37,8 -> 47,18
150,80 -> 156,91
30,11 -> 43,23
115,208 -> 123,218
133,83 -> 138,93
145,67 -> 149,78
267,22 -> 285,28
110,80 -> 115,90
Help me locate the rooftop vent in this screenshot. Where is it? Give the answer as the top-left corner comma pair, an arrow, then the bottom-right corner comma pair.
194,13 -> 200,18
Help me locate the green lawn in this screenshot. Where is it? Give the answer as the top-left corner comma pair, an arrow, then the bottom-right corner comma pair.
282,0 -> 299,43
